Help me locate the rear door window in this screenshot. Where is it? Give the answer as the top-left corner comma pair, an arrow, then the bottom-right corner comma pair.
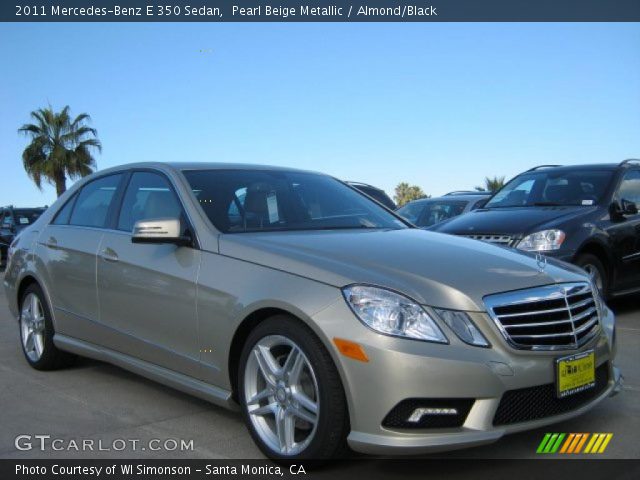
69,174 -> 123,228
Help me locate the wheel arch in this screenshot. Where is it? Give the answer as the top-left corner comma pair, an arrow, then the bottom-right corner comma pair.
15,274 -> 57,329
227,304 -> 347,407
575,240 -> 614,282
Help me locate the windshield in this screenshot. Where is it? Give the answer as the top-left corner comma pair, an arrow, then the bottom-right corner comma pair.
485,170 -> 614,208
182,170 -> 408,233
13,209 -> 43,228
397,200 -> 467,227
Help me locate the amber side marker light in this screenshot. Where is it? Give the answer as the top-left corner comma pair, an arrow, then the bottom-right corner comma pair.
333,338 -> 369,362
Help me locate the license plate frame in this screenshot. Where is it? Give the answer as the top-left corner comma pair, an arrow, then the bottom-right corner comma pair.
555,349 -> 596,399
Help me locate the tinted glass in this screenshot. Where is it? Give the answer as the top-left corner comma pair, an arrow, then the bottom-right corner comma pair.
354,186 -> 395,209
117,172 -> 182,232
69,174 -> 122,228
14,209 -> 42,227
183,170 -> 407,233
53,195 -> 77,225
399,200 -> 467,227
486,170 -> 614,208
618,170 -> 640,208
396,202 -> 426,224
1,213 -> 11,227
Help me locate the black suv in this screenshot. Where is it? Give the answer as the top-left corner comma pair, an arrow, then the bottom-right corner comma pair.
0,206 -> 46,268
433,160 -> 640,298
347,181 -> 397,210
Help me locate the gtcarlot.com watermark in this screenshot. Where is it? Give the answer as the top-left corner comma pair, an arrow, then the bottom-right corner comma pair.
15,434 -> 194,452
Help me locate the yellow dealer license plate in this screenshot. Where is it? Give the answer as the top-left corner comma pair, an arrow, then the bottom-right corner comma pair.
556,350 -> 596,398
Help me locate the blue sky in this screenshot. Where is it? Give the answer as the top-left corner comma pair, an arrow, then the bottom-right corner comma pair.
1,22 -> 639,206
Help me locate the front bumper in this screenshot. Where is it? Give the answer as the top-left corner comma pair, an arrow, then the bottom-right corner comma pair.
311,300 -> 618,455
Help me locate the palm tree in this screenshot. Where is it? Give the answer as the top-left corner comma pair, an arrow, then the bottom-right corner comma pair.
394,182 -> 429,207
19,106 -> 101,197
475,175 -> 506,193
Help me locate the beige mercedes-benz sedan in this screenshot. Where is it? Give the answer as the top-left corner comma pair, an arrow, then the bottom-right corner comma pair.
3,163 -> 622,460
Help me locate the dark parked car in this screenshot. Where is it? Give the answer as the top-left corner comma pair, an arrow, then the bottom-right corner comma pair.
433,160 -> 640,298
347,182 -> 396,210
397,191 -> 491,228
0,206 -> 46,267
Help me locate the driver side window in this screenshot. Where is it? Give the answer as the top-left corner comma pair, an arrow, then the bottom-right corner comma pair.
618,170 -> 640,209
117,171 -> 184,232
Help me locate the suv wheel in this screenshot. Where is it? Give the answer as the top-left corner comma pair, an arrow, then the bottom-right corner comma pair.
575,254 -> 608,298
19,284 -> 76,370
238,315 -> 349,460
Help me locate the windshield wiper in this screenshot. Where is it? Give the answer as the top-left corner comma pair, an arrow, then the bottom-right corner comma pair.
313,225 -> 382,230
532,202 -> 564,206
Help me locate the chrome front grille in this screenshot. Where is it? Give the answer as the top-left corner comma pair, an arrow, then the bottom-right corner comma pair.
484,282 -> 601,351
462,234 -> 513,246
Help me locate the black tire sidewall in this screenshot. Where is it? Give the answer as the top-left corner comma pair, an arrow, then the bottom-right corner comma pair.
238,315 -> 349,461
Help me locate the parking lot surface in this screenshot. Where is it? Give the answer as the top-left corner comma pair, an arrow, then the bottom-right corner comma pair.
0,271 -> 638,460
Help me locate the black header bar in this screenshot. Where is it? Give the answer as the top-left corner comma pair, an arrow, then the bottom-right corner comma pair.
4,0 -> 640,22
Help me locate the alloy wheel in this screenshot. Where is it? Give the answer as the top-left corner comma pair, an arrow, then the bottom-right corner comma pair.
20,293 -> 46,362
243,335 -> 320,456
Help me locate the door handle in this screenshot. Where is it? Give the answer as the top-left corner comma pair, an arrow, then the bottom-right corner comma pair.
42,237 -> 59,249
100,248 -> 119,263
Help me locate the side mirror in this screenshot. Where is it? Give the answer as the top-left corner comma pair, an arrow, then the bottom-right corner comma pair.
131,218 -> 192,246
611,199 -> 638,219
621,199 -> 639,215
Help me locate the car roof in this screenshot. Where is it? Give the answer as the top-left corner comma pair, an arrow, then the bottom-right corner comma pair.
401,194 -> 488,207
168,162 -> 320,174
524,163 -> 619,173
99,161 -> 320,175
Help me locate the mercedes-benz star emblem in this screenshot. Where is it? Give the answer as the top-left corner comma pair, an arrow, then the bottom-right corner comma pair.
536,253 -> 547,273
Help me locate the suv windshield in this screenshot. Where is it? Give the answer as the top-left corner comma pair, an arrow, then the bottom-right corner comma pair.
397,200 -> 467,227
485,170 -> 614,208
13,209 -> 43,228
183,169 -> 408,233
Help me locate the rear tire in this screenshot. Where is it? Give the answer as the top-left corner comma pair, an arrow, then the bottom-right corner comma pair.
19,284 -> 76,370
575,253 -> 608,298
238,315 -> 350,461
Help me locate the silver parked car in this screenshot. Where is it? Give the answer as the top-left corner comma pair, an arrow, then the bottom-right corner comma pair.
3,163 -> 622,460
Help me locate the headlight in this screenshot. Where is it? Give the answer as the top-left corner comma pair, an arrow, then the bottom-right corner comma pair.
517,229 -> 566,252
342,285 -> 448,343
434,309 -> 490,347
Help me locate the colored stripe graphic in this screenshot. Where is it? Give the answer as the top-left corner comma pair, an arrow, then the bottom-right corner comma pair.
537,433 -> 552,453
559,433 -> 575,453
542,433 -> 614,454
537,433 -> 566,453
597,434 -> 613,453
585,433 -> 614,454
574,433 -> 589,453
567,433 -> 585,454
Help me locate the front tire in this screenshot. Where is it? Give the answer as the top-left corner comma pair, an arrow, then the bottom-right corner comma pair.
575,253 -> 608,298
238,315 -> 349,461
19,284 -> 76,370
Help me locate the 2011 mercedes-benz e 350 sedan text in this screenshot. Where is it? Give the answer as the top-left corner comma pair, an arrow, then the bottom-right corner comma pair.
3,163 -> 622,460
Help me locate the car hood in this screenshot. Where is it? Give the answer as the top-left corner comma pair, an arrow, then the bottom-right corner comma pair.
219,229 -> 588,311
432,205 -> 596,236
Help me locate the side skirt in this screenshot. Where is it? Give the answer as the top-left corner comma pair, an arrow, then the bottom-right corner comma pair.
54,334 -> 238,411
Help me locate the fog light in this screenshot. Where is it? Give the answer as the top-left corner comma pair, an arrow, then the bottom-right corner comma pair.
407,407 -> 459,423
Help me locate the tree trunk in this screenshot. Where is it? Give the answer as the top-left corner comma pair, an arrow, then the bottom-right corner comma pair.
55,171 -> 67,197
